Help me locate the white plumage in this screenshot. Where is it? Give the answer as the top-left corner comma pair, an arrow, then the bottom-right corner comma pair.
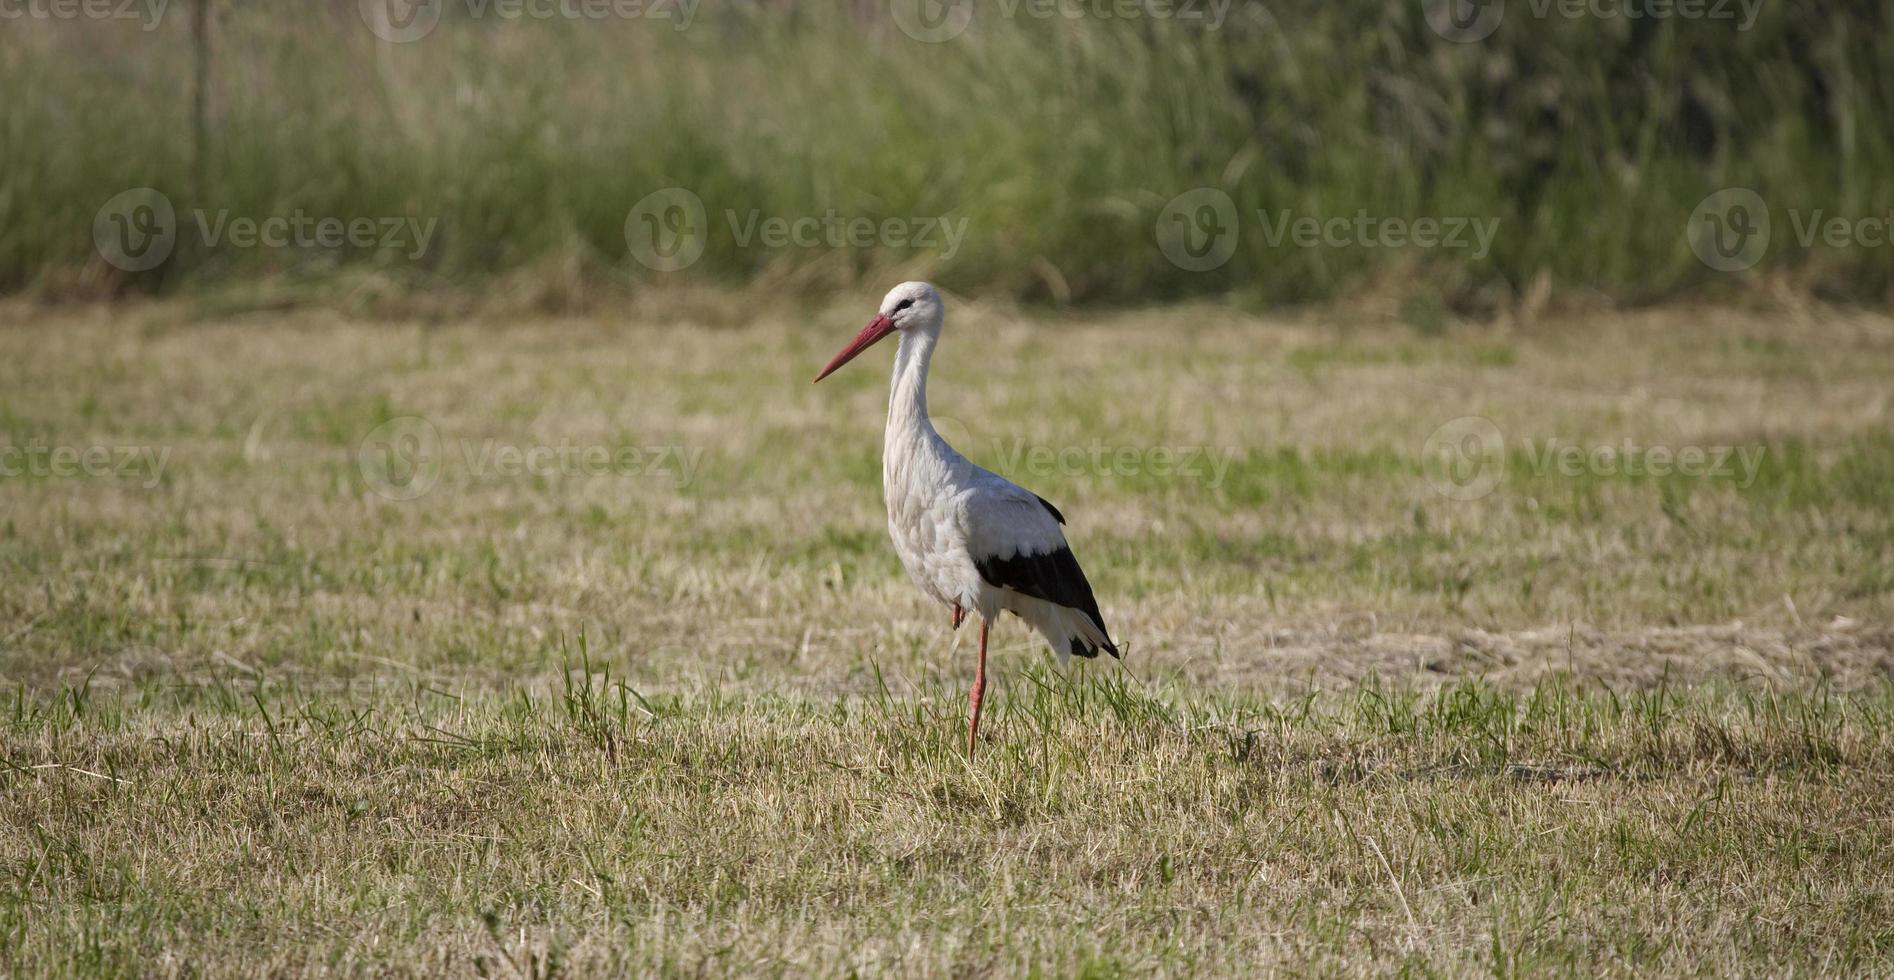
814,281 -> 1118,758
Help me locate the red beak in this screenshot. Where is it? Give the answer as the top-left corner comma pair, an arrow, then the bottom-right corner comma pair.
812,314 -> 896,383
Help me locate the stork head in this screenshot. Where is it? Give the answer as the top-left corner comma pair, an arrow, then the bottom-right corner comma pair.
812,281 -> 943,383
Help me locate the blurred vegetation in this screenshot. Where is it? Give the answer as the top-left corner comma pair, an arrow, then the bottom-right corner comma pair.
2,0 -> 1890,311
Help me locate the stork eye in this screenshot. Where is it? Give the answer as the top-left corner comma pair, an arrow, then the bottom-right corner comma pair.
894,298 -> 914,312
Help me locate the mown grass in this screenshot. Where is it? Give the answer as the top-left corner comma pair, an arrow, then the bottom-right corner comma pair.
4,1 -> 1891,309
5,664 -> 1893,975
1,299 -> 1892,974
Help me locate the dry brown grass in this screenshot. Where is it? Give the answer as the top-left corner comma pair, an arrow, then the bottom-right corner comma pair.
1,300 -> 1891,976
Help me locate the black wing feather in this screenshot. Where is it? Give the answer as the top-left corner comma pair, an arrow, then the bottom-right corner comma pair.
974,545 -> 1118,658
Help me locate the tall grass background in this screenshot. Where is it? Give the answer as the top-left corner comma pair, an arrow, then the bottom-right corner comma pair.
3,0 -> 1889,313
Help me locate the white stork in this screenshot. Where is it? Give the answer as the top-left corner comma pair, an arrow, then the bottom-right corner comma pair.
813,281 -> 1119,759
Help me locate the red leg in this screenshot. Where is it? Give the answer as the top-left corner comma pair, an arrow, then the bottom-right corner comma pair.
950,604 -> 966,630
967,617 -> 989,761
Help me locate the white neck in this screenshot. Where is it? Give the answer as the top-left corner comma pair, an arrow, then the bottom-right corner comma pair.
886,328 -> 937,449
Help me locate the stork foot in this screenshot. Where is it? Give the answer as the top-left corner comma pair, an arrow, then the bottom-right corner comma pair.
950,604 -> 966,630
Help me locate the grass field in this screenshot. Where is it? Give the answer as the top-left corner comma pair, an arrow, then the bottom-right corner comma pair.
3,298 -> 1893,975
